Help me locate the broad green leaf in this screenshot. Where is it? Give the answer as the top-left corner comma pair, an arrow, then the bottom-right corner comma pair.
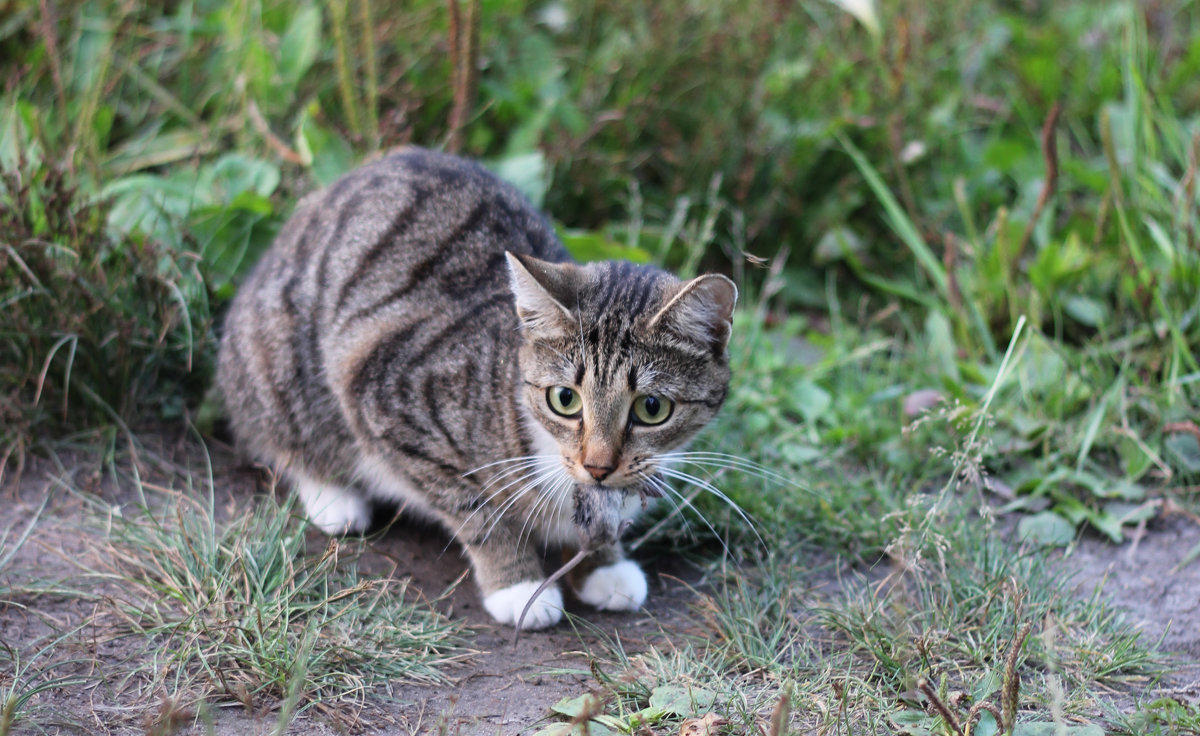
890,709 -> 933,725
970,668 -> 1002,702
1104,501 -> 1155,525
1064,295 -> 1108,327
487,151 -> 549,209
206,153 -> 281,200
789,380 -> 831,425
1087,508 -> 1125,543
591,714 -> 627,731
628,706 -> 668,726
104,128 -> 216,176
190,198 -> 279,296
1017,511 -> 1075,546
972,710 -> 999,736
1165,433 -> 1200,473
297,107 -> 355,187
1074,387 -> 1114,472
550,693 -> 597,718
1053,495 -> 1090,525
560,229 -> 652,264
1018,338 -> 1065,393
278,4 -> 322,87
532,721 -> 612,736
648,684 -> 715,716
889,708 -> 934,735
103,174 -> 202,248
781,444 -> 822,465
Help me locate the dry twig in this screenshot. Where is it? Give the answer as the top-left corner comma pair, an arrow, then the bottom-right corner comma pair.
446,0 -> 480,153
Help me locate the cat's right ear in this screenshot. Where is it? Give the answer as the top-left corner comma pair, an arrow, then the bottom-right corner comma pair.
505,252 -> 577,336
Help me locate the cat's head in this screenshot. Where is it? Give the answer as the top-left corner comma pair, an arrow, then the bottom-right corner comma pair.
505,252 -> 736,549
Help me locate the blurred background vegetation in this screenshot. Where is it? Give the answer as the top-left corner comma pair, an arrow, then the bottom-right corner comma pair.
2,0 -> 1198,541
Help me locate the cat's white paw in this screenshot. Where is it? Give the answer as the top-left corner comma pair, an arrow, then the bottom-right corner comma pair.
483,581 -> 564,630
295,479 -> 370,535
577,560 -> 648,611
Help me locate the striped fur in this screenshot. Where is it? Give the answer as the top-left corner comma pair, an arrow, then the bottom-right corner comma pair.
217,148 -> 735,626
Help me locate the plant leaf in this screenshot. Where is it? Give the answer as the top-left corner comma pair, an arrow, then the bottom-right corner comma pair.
1017,511 -> 1075,546
648,684 -> 716,716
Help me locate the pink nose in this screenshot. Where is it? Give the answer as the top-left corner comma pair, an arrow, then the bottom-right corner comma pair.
584,464 -> 613,481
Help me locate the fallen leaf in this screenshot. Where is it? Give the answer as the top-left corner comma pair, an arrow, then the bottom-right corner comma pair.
680,712 -> 728,736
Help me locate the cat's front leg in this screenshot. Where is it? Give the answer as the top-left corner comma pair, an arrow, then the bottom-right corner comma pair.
463,533 -> 564,630
567,544 -> 648,612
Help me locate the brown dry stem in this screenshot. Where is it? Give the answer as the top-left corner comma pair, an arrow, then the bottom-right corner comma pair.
1014,102 -> 1062,265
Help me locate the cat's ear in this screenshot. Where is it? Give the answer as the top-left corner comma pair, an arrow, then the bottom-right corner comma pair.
648,274 -> 738,353
505,252 -> 577,335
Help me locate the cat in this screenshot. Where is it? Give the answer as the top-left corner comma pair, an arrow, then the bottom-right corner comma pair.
216,148 -> 736,629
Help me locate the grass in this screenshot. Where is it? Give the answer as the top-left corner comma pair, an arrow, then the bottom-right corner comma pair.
3,0 -> 1199,731
73,462 -> 469,730
0,628 -> 91,736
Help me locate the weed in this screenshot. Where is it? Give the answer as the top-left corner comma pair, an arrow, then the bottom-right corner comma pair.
0,493 -> 46,601
0,630 -> 91,736
0,155 -> 210,480
77,471 -> 469,727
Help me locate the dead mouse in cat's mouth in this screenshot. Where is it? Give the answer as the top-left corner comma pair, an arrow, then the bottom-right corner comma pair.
570,483 -> 649,549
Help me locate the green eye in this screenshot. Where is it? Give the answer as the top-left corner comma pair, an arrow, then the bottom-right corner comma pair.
632,395 -> 673,425
547,386 -> 583,417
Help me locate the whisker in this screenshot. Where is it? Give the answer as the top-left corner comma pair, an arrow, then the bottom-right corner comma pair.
656,466 -> 764,546
457,465 -> 550,530
549,475 -> 573,534
520,474 -> 578,556
634,471 -> 696,539
518,472 -> 569,553
480,466 -> 563,543
638,472 -> 731,557
448,462 -> 561,549
476,457 -> 560,495
462,454 -> 559,477
656,451 -> 802,489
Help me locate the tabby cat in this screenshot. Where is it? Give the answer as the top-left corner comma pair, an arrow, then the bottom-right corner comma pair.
217,148 -> 736,629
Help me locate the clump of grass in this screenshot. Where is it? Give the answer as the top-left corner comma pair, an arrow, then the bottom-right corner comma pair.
0,497 -> 90,736
0,494 -> 47,603
83,476 -> 469,727
0,629 -> 91,736
0,155 -> 211,480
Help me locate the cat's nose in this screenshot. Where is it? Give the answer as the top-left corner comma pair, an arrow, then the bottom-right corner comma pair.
583,463 -> 614,481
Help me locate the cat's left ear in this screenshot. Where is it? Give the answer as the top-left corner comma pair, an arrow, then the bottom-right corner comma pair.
649,274 -> 738,353
505,252 -> 577,336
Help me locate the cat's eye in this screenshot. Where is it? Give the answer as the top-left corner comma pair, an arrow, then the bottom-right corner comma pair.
547,386 -> 583,417
631,395 -> 673,425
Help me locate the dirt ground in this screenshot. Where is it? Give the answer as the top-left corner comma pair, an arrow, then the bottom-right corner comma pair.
1,442 -> 712,736
3,438 -> 1200,735
1056,511 -> 1200,695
